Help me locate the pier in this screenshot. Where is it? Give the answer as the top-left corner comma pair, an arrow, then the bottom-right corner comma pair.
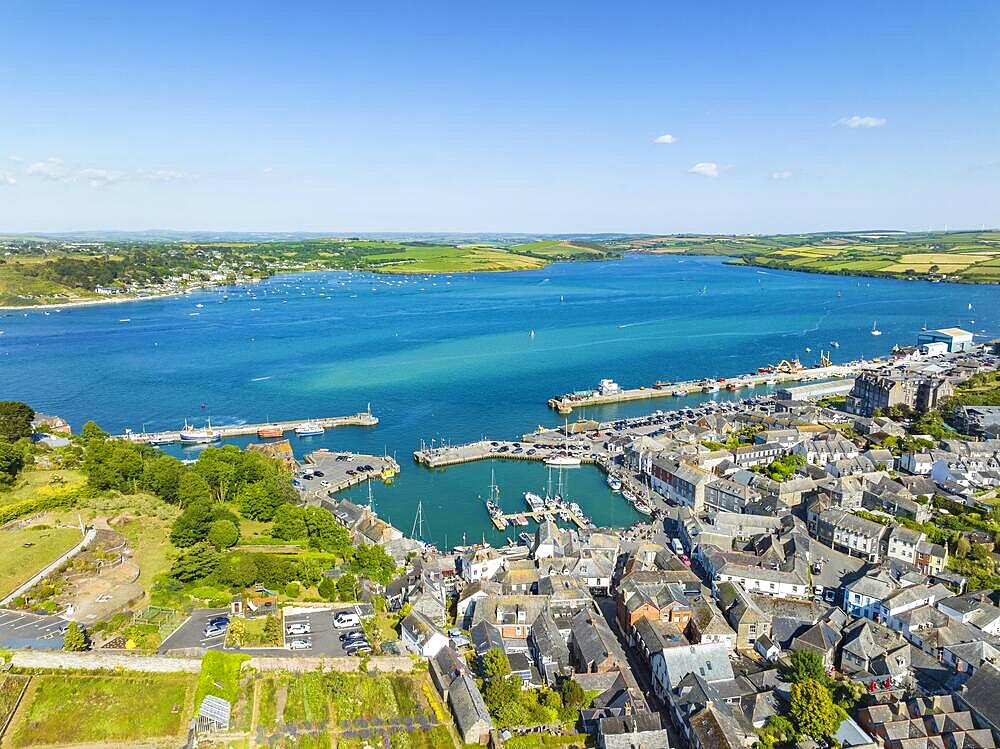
413,440 -> 597,469
546,363 -> 862,413
119,411 -> 379,444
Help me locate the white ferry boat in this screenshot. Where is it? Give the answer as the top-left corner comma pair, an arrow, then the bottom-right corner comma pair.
606,476 -> 622,492
179,420 -> 221,443
295,422 -> 325,436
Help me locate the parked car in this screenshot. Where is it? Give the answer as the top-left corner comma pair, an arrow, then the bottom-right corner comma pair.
288,638 -> 312,651
339,630 -> 365,642
344,641 -> 371,655
334,612 -> 361,629
286,622 -> 312,636
203,624 -> 227,638
313,470 -> 324,477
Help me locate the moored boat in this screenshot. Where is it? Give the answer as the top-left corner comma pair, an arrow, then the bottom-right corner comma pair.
294,422 -> 324,436
257,425 -> 284,438
179,420 -> 221,443
545,454 -> 581,467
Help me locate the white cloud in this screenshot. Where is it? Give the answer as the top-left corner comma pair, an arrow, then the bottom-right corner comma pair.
262,167 -> 274,174
26,158 -> 69,180
0,173 -> 15,186
140,168 -> 186,182
688,162 -> 720,178
836,115 -> 886,129
653,133 -> 677,144
77,167 -> 125,188
770,170 -> 793,180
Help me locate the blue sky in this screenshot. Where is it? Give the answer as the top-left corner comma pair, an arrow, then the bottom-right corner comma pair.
1,1 -> 997,233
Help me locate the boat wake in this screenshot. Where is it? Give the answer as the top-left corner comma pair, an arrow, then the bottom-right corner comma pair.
250,376 -> 272,382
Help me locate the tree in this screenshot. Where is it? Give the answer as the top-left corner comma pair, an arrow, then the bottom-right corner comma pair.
0,442 -> 25,485
349,543 -> 396,585
482,648 -> 512,681
263,615 -> 282,645
782,648 -> 827,684
0,401 -> 34,443
560,678 -> 586,711
169,541 -> 220,583
143,454 -> 186,504
176,471 -> 212,507
318,576 -> 337,601
303,506 -> 351,556
207,519 -> 240,550
955,535 -> 971,559
789,679 -> 841,740
79,419 -> 108,441
757,715 -> 797,749
237,479 -> 287,521
226,617 -> 247,647
335,573 -> 359,602
271,504 -> 308,541
216,554 -> 259,590
62,621 -> 88,651
170,500 -> 215,547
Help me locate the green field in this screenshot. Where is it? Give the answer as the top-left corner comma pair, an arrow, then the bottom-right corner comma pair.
508,239 -> 604,258
369,245 -> 548,274
0,525 -> 82,599
609,230 -> 1000,283
7,673 -> 194,746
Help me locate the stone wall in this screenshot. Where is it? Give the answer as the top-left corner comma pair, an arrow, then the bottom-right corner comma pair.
11,649 -> 201,673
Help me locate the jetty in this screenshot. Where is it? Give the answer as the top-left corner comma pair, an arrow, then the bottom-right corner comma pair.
491,508 -> 589,530
119,411 -> 379,444
547,362 -> 862,414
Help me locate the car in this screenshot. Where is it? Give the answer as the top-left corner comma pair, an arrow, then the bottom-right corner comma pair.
346,469 -> 357,476
490,442 -> 499,447
203,624 -> 227,638
339,630 -> 365,642
303,474 -> 314,480
208,615 -> 230,628
286,622 -> 312,636
344,641 -> 371,655
345,455 -> 354,462
333,612 -> 361,629
320,480 -> 330,487
288,638 -> 312,650
313,470 -> 324,477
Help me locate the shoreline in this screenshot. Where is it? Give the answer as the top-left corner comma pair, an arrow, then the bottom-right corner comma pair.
3,249 -> 990,313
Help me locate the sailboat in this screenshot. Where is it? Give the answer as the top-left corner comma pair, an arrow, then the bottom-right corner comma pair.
545,418 -> 581,467
870,321 -> 882,337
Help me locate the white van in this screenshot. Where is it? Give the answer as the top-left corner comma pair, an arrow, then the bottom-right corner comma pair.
333,611 -> 361,629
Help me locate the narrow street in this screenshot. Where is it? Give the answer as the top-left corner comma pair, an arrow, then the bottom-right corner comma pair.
594,596 -> 688,749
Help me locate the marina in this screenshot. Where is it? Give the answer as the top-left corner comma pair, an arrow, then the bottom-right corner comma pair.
119,410 -> 378,444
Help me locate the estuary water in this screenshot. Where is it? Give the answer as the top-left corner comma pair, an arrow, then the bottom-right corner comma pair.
2,254 -> 997,546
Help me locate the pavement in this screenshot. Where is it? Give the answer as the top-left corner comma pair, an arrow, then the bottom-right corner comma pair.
0,609 -> 66,649
158,606 -> 361,657
296,450 -> 398,501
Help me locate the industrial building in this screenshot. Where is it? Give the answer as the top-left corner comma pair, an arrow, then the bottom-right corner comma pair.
917,328 -> 974,353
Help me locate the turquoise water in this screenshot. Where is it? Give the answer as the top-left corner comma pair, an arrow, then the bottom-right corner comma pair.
2,255 -> 996,546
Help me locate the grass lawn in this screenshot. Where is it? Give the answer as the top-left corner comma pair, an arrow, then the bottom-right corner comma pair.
0,469 -> 85,508
0,525 -> 82,599
8,673 -> 194,747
